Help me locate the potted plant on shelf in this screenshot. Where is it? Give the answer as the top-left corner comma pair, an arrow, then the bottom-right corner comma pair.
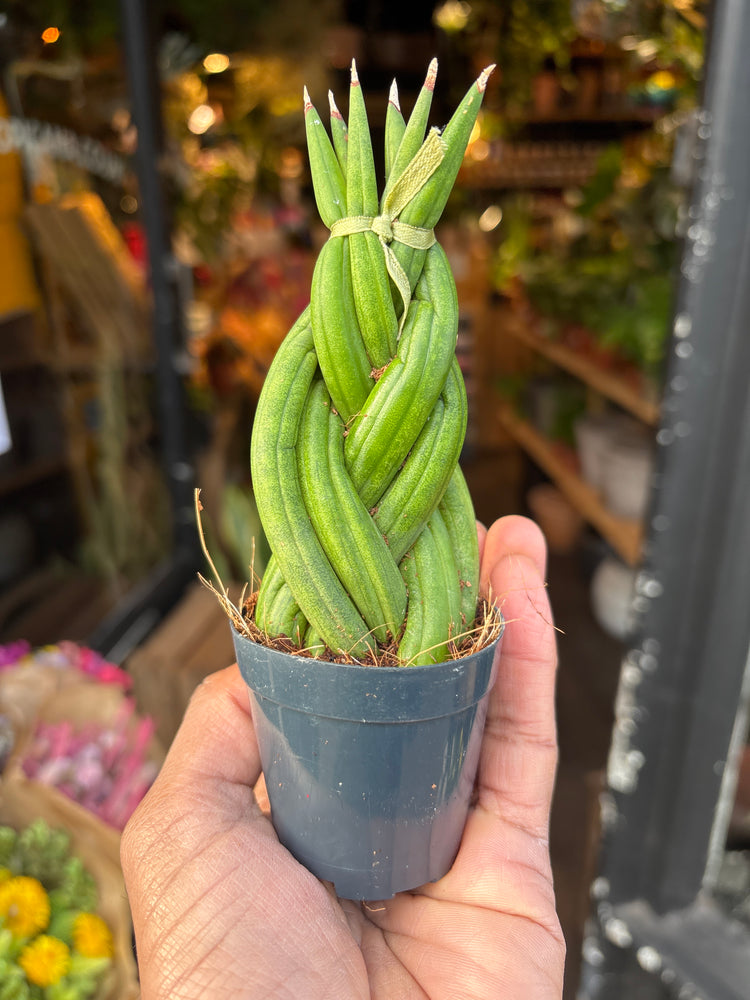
203,59 -> 503,901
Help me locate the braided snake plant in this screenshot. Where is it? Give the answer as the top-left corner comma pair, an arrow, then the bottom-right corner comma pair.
250,60 -> 494,665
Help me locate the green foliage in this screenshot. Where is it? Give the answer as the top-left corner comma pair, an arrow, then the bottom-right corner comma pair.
6,822 -> 71,883
491,196 -> 533,293
173,168 -> 248,265
0,960 -> 31,1000
47,858 -> 98,915
474,0 -> 577,110
548,379 -> 588,447
494,138 -> 684,371
219,483 -> 270,582
0,823 -> 97,912
0,828 -> 17,870
577,145 -> 623,217
629,7 -> 705,104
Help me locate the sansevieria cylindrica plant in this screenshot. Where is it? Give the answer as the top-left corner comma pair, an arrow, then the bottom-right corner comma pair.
250,60 -> 494,666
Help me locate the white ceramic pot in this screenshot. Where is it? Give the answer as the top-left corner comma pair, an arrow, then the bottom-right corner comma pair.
602,428 -> 654,521
591,556 -> 637,641
574,412 -> 624,492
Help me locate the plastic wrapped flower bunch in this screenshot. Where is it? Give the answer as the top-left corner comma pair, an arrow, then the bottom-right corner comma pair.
0,819 -> 114,1000
0,643 -> 131,689
21,699 -> 158,832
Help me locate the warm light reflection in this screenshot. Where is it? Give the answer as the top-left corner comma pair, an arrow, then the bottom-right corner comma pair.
478,205 -> 503,232
468,139 -> 490,161
636,39 -> 659,60
203,52 -> 230,74
188,104 -> 217,135
278,146 -> 303,179
41,26 -> 60,44
433,0 -> 472,32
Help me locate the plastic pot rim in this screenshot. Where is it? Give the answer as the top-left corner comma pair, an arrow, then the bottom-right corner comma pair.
231,622 -> 504,723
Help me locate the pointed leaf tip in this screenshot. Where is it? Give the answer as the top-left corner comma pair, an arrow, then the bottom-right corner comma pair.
351,59 -> 360,85
388,79 -> 400,110
328,90 -> 343,119
477,64 -> 496,93
426,57 -> 438,91
303,85 -> 312,111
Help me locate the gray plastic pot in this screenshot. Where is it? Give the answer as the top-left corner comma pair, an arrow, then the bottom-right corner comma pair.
232,623 -> 503,900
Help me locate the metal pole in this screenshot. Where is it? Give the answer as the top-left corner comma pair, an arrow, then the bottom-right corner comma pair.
582,0 -> 750,994
119,0 -> 196,551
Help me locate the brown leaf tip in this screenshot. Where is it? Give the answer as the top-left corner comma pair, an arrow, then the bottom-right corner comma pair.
351,59 -> 360,86
303,85 -> 313,113
328,90 -> 343,120
477,64 -> 496,93
425,57 -> 438,92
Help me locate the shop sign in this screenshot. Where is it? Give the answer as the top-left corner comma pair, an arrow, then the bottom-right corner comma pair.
0,116 -> 125,184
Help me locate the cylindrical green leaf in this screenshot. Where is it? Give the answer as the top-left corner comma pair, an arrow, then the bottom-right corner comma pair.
374,359 -> 467,562
384,79 -> 406,182
382,58 -> 438,209
398,511 -> 462,665
310,237 -> 373,421
298,380 -> 407,643
438,466 -> 480,629
328,90 -> 348,175
255,555 -> 307,645
304,88 -> 346,227
347,62 -> 398,366
252,64 -> 485,664
251,310 -> 373,657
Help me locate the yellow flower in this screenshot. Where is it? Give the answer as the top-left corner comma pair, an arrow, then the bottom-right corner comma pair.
648,70 -> 677,91
0,876 -> 50,937
18,934 -> 71,986
72,912 -> 114,959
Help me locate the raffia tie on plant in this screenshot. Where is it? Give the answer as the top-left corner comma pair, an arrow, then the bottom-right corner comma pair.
251,60 -> 493,664
328,126 -> 443,335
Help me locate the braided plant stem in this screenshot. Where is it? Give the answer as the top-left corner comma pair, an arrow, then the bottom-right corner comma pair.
251,61 -> 493,665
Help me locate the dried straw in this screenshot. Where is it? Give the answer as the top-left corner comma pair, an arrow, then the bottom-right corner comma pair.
195,488 -> 503,667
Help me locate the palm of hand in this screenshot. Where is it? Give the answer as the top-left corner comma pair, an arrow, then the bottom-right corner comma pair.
122,517 -> 565,999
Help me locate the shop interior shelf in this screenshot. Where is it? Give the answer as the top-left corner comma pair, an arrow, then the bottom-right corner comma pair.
502,311 -> 661,426
498,404 -> 643,567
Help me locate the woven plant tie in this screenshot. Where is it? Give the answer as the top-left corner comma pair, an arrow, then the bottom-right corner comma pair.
329,127 -> 446,333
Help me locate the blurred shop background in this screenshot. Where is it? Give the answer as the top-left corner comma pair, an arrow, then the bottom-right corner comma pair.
0,2 -> 748,998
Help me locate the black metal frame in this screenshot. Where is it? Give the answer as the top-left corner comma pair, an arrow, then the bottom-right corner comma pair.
581,0 -> 750,996
84,0 -> 203,659
119,0 -> 196,553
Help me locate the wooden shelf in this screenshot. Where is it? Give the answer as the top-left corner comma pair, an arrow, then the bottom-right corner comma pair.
507,107 -> 664,126
460,140 -> 606,190
498,405 -> 643,566
503,312 -> 661,426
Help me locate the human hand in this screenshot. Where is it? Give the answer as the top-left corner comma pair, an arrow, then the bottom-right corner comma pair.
121,514 -> 565,999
